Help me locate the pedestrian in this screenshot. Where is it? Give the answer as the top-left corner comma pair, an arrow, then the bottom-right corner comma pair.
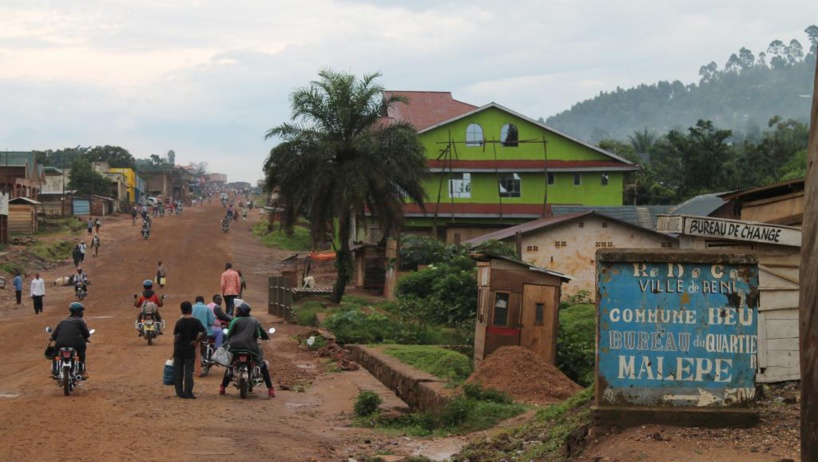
72,244 -> 82,268
79,242 -> 87,263
94,217 -> 102,233
238,270 -> 247,298
91,234 -> 101,257
173,301 -> 207,399
30,272 -> 45,314
131,207 -> 137,225
12,271 -> 23,305
156,261 -> 167,288
86,217 -> 93,235
220,263 -> 241,317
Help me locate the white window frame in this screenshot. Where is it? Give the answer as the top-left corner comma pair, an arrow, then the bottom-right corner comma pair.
449,173 -> 471,198
499,173 -> 521,198
466,124 -> 483,147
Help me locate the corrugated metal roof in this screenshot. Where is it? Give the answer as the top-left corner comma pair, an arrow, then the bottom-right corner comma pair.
471,252 -> 573,282
384,91 -> 477,131
669,193 -> 728,217
551,205 -> 673,230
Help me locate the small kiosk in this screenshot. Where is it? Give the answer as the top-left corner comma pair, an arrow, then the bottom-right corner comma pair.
473,254 -> 571,366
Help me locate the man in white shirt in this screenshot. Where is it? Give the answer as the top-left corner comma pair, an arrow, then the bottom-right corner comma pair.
30,272 -> 45,314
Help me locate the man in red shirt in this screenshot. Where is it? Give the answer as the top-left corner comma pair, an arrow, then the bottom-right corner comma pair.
220,263 -> 241,317
135,279 -> 164,326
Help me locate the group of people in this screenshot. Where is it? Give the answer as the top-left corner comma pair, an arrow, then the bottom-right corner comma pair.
12,271 -> 46,314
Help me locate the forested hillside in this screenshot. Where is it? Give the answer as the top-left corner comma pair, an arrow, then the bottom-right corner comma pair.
544,26 -> 817,143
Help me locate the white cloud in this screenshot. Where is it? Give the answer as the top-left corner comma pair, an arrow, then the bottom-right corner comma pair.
0,0 -> 815,182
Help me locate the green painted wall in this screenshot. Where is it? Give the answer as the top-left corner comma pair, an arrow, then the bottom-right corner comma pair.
418,106 -> 627,207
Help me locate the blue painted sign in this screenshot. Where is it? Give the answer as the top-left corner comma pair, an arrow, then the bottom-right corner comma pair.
597,259 -> 758,407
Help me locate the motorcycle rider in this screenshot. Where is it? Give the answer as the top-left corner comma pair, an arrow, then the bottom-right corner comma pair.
74,267 -> 89,297
207,295 -> 232,348
218,300 -> 275,398
135,280 -> 164,332
50,302 -> 91,377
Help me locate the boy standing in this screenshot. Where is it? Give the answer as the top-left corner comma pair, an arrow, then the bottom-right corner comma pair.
173,301 -> 207,399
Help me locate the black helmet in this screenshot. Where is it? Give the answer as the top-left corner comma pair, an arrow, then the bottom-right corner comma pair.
143,279 -> 153,289
235,300 -> 251,317
69,302 -> 85,315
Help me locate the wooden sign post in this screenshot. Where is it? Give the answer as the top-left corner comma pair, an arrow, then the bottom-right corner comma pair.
800,54 -> 818,458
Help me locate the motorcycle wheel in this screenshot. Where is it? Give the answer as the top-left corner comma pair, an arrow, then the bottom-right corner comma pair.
147,334 -> 153,346
201,362 -> 211,377
63,366 -> 71,396
239,377 -> 248,399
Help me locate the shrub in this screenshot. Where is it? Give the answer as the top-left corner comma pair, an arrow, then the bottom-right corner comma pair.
323,308 -> 402,344
293,301 -> 326,326
556,304 -> 595,386
399,235 -> 448,271
354,390 -> 382,417
396,256 -> 478,327
462,383 -> 512,404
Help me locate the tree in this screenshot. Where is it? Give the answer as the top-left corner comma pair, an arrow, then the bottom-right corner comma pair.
262,69 -> 428,303
787,39 -> 805,65
68,158 -> 111,196
86,145 -> 135,169
806,24 -> 818,55
167,150 -> 176,166
768,39 -> 788,68
628,128 -> 657,155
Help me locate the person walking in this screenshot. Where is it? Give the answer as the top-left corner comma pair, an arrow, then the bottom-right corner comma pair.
30,272 -> 45,314
91,234 -> 101,257
172,301 -> 207,399
131,207 -> 137,225
94,217 -> 102,233
86,217 -> 93,235
156,261 -> 167,288
12,271 -> 23,305
79,242 -> 87,263
220,263 -> 241,317
238,270 -> 247,298
72,244 -> 82,268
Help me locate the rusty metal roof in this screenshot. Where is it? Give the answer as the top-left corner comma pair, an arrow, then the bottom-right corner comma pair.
384,91 -> 478,131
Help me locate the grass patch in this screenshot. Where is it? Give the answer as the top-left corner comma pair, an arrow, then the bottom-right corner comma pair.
0,262 -> 25,276
28,239 -> 75,263
381,345 -> 472,383
360,383 -> 526,437
292,301 -> 328,327
251,221 -> 312,251
557,304 -> 596,387
37,217 -> 85,236
452,387 -> 593,461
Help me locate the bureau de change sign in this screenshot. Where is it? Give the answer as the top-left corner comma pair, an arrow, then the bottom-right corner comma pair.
596,250 -> 758,409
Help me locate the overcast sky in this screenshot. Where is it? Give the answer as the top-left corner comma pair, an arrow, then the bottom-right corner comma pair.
1,1 -> 815,183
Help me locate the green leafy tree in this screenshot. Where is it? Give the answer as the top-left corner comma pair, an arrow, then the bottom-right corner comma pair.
806,25 -> 818,55
87,145 -> 135,169
68,158 -> 110,196
263,69 -> 428,303
167,150 -> 176,166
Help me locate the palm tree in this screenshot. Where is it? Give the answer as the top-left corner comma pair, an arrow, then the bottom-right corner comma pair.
263,69 -> 428,302
628,128 -> 658,156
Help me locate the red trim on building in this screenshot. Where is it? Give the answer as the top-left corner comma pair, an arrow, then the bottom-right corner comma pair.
427,159 -> 632,170
486,326 -> 521,336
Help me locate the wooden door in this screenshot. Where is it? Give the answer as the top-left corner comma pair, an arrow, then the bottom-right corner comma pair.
520,284 -> 558,364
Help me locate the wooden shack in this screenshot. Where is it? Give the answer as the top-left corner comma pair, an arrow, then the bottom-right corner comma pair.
473,254 -> 571,366
8,197 -> 40,234
351,242 -> 386,291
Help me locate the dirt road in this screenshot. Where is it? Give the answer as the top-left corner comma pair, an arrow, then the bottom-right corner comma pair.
0,202 -> 380,461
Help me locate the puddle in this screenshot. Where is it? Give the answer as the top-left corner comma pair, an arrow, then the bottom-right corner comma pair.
295,364 -> 315,369
285,402 -> 315,408
88,315 -> 114,319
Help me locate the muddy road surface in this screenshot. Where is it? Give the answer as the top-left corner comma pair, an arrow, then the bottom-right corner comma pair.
0,202 -> 373,461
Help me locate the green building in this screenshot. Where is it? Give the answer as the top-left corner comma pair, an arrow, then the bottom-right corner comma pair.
383,91 -> 639,242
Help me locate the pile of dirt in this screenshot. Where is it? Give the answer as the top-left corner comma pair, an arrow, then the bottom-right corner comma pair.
466,346 -> 582,405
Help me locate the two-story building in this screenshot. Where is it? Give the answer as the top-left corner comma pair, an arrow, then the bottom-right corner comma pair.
381,92 -> 639,243
0,151 -> 44,200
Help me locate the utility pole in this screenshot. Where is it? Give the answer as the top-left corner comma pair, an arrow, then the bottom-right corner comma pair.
800,54 -> 818,458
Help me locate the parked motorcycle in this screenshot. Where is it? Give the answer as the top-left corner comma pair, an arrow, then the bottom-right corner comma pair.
224,327 -> 275,399
45,327 -> 95,396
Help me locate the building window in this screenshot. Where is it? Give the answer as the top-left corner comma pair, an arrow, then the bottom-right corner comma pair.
535,303 -> 544,325
449,173 -> 471,198
500,124 -> 519,147
498,173 -> 521,198
601,173 -> 609,186
466,124 -> 484,147
573,173 -> 581,186
547,172 -> 555,185
493,292 -> 510,327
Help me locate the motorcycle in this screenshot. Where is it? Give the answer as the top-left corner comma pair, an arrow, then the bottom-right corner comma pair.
221,219 -> 230,233
200,336 -> 218,377
45,327 -> 95,396
141,227 -> 150,240
224,327 -> 275,399
74,280 -> 87,301
135,311 -> 164,345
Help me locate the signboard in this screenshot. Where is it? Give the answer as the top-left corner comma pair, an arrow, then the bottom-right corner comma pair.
597,250 -> 758,408
657,214 -> 800,247
0,192 -> 7,216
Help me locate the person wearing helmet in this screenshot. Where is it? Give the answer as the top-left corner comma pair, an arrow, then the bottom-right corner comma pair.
218,300 -> 275,398
50,303 -> 92,377
135,279 -> 164,331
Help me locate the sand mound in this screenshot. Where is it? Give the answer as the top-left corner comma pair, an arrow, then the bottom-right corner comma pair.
466,346 -> 582,405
